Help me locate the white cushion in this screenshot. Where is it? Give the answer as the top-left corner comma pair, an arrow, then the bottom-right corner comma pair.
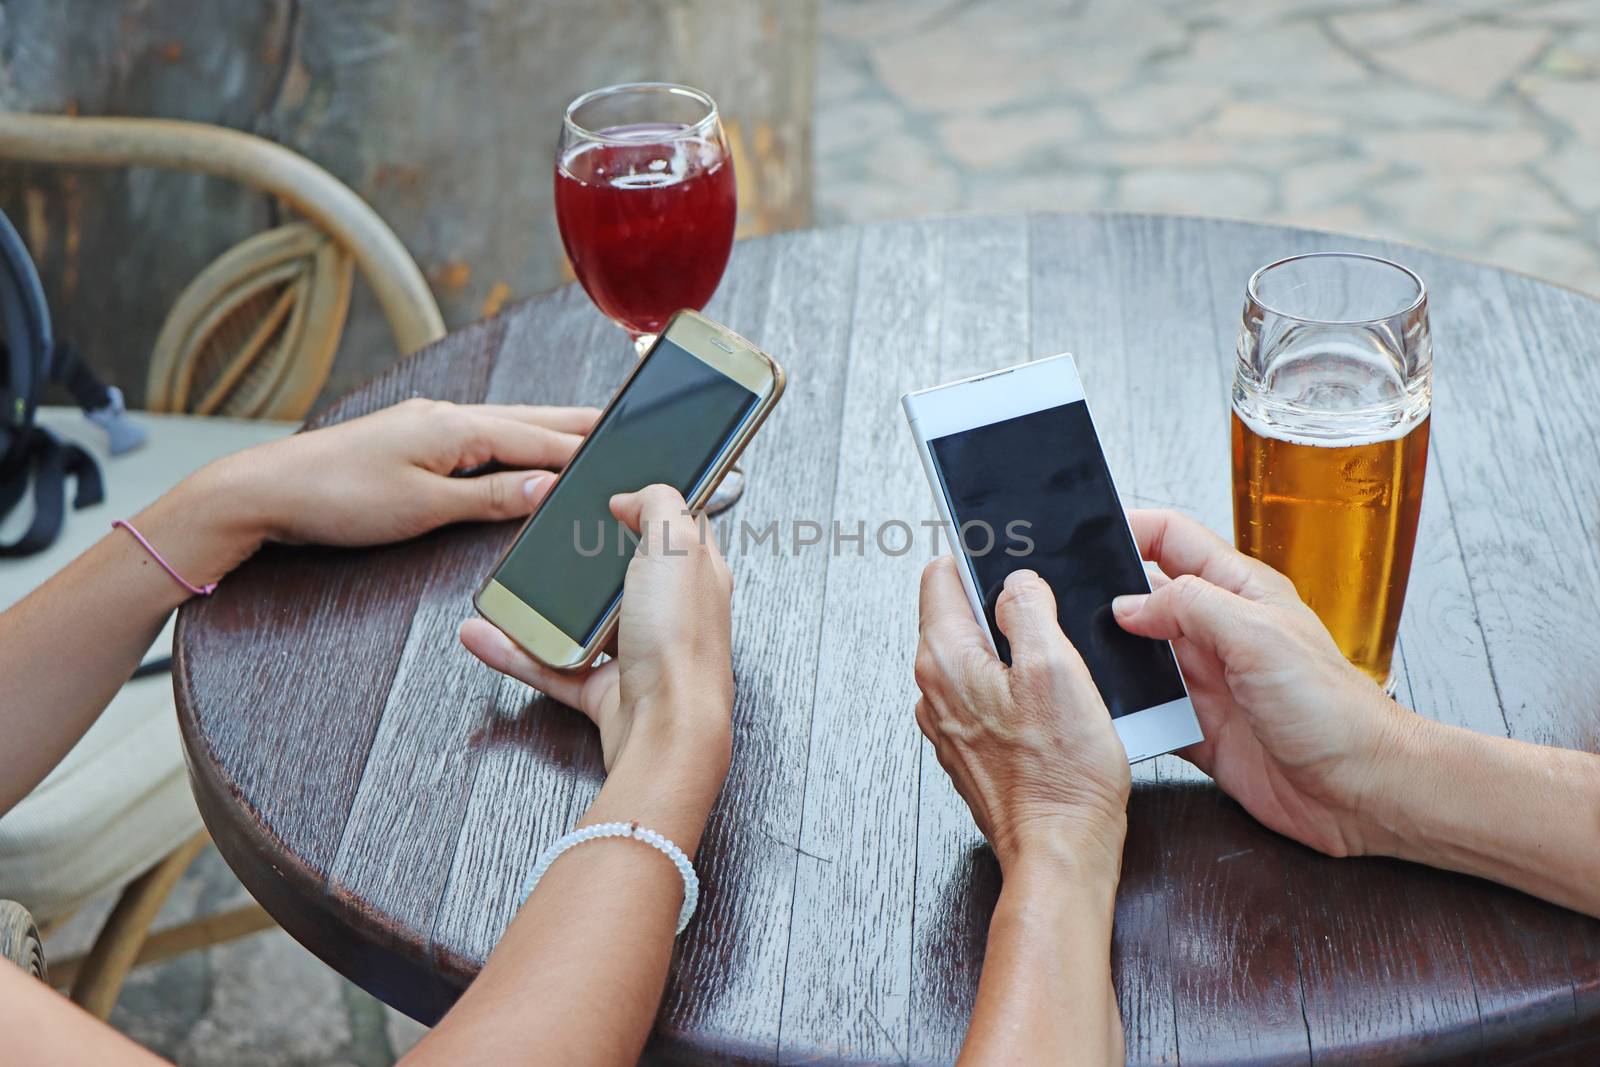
0,675 -> 200,920
0,407 -> 296,918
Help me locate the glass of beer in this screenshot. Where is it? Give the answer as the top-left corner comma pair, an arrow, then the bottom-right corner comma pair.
1231,252 -> 1432,692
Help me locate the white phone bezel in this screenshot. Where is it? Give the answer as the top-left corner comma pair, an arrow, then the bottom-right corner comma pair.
901,352 -> 1204,763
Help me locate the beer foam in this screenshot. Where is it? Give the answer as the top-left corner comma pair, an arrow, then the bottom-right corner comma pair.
1233,399 -> 1428,447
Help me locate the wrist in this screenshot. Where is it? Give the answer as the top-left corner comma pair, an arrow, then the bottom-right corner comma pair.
630,706 -> 733,775
590,708 -> 731,857
611,694 -> 733,798
131,458 -> 270,591
1344,703 -> 1443,859
628,673 -> 733,764
994,808 -> 1127,885
193,452 -> 278,549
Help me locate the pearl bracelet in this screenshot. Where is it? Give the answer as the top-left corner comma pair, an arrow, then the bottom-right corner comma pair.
520,821 -> 700,935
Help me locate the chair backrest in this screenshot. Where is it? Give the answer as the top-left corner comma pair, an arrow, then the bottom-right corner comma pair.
147,223 -> 353,419
0,113 -> 446,420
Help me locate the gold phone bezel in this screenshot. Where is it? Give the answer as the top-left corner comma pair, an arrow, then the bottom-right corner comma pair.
472,308 -> 786,671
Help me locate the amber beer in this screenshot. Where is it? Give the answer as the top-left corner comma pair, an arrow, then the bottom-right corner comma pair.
1230,251 -> 1433,692
1231,410 -> 1429,685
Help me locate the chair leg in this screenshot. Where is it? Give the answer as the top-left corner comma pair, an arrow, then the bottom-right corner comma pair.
49,902 -> 275,992
68,829 -> 210,1019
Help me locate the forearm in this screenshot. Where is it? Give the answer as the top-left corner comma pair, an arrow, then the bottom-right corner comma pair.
0,460 -> 264,814
406,716 -> 730,1066
1360,716 -> 1600,916
0,962 -> 170,1065
960,836 -> 1125,1067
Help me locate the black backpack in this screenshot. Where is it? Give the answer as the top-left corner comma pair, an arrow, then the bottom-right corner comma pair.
0,207 -> 140,557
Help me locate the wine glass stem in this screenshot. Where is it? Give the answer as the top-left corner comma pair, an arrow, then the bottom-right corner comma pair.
704,464 -> 745,515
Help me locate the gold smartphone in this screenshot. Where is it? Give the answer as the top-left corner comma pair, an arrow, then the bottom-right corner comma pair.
474,309 -> 785,671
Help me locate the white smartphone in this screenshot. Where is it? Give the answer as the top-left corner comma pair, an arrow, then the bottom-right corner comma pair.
901,353 -> 1203,763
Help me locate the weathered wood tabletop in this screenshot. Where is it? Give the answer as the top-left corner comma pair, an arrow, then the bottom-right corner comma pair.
176,213 -> 1600,1065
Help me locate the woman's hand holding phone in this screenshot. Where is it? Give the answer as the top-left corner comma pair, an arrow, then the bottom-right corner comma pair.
1111,509 -> 1413,859
119,399 -> 598,603
211,398 -> 599,550
1112,508 -> 1600,919
914,557 -> 1131,876
461,484 -> 734,786
435,486 -> 734,1067
915,558 -> 1130,1066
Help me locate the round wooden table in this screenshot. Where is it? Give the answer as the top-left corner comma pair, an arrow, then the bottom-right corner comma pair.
177,213 -> 1600,1065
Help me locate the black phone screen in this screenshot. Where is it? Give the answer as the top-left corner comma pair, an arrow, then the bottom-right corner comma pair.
492,337 -> 760,643
926,400 -> 1186,718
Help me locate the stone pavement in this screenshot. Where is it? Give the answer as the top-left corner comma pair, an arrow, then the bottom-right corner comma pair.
43,1 -> 1600,1063
818,0 -> 1600,292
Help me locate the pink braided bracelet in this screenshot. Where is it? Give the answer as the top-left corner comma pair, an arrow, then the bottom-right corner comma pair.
112,520 -> 218,597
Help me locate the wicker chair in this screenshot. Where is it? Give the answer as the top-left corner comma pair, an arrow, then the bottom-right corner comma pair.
1,899 -> 46,981
0,111 -> 444,1020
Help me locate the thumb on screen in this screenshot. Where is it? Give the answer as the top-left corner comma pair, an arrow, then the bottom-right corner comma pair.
608,484 -> 688,535
993,570 -> 1080,673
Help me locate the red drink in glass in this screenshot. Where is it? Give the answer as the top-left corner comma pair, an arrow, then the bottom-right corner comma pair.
555,124 -> 736,338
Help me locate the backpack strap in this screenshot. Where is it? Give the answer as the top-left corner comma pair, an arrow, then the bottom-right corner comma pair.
0,424 -> 104,558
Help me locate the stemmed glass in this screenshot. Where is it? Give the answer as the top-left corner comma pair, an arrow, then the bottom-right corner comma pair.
554,82 -> 743,508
